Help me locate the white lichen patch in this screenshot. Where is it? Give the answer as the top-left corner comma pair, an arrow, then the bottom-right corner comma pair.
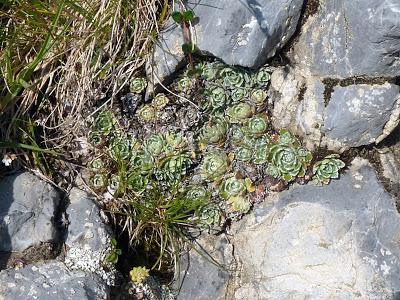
65,246 -> 116,286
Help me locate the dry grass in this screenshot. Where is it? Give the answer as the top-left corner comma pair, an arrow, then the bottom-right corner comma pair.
0,0 -> 169,177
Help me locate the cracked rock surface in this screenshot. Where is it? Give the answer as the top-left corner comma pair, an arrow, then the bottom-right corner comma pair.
270,67 -> 400,151
229,158 -> 400,299
175,235 -> 233,300
0,172 -> 61,252
147,0 -> 304,86
0,261 -> 109,300
64,188 -> 116,286
0,179 -> 114,299
290,0 -> 400,77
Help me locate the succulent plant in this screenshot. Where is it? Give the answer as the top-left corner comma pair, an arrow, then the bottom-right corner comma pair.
88,158 -> 105,172
108,174 -> 121,194
297,147 -> 313,162
228,196 -> 251,214
220,67 -> 246,87
266,142 -> 312,182
234,147 -> 253,162
94,110 -> 115,135
265,163 -> 281,178
129,266 -> 150,284
91,174 -> 107,189
231,88 -> 248,103
225,102 -> 254,124
176,76 -> 192,93
254,67 -> 271,86
200,62 -> 221,81
278,129 -> 297,145
109,135 -> 131,161
164,131 -> 187,153
127,172 -> 148,192
204,87 -> 227,111
313,154 -> 345,186
250,89 -> 267,106
230,126 -> 256,148
88,131 -> 102,146
144,134 -> 165,157
152,93 -> 169,110
199,115 -> 228,145
137,104 -> 156,122
186,185 -> 210,202
243,114 -> 269,137
200,151 -> 229,182
131,151 -> 154,174
219,174 -> 246,200
253,142 -> 269,165
130,77 -> 147,93
199,204 -> 221,226
156,153 -> 192,183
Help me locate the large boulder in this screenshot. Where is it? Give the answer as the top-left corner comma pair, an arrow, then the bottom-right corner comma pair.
0,262 -> 110,299
147,0 -> 304,86
290,0 -> 400,77
270,67 -> 400,151
229,158 -> 400,299
0,173 -> 61,252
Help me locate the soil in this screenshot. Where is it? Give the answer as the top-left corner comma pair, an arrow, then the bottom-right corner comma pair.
0,242 -> 63,271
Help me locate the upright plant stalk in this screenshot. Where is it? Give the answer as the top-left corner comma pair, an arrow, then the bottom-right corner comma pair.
172,2 -> 196,73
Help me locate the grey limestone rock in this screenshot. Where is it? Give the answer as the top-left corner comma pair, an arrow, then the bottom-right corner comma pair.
147,0 -> 304,86
175,235 -> 233,300
322,83 -> 400,150
0,261 -> 110,300
64,188 -> 116,286
290,0 -> 400,77
270,67 -> 400,151
230,158 -> 400,299
0,172 -> 61,252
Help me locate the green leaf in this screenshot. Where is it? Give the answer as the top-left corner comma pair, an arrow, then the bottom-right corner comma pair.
182,43 -> 198,54
182,10 -> 194,22
171,11 -> 183,23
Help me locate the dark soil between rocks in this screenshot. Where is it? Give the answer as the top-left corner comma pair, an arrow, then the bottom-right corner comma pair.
0,242 -> 62,271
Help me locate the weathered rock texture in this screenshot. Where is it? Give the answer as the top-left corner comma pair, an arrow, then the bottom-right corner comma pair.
270,67 -> 400,151
175,235 -> 233,300
290,0 -> 400,77
147,0 -> 304,85
230,158 -> 400,299
0,173 -> 61,252
0,262 -> 110,299
64,188 -> 116,286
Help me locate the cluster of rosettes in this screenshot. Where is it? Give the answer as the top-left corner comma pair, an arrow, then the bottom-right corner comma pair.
88,110 -> 193,195
89,63 -> 346,229
189,63 -> 269,215
199,62 -> 271,112
191,62 -> 346,217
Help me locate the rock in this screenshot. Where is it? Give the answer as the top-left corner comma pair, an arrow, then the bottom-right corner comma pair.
0,173 -> 61,252
290,0 -> 400,77
380,148 -> 400,184
270,67 -> 400,151
64,188 -> 116,286
147,0 -> 304,86
229,158 -> 400,299
322,83 -> 400,150
175,235 -> 233,300
0,261 -> 110,299
113,276 -> 174,300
